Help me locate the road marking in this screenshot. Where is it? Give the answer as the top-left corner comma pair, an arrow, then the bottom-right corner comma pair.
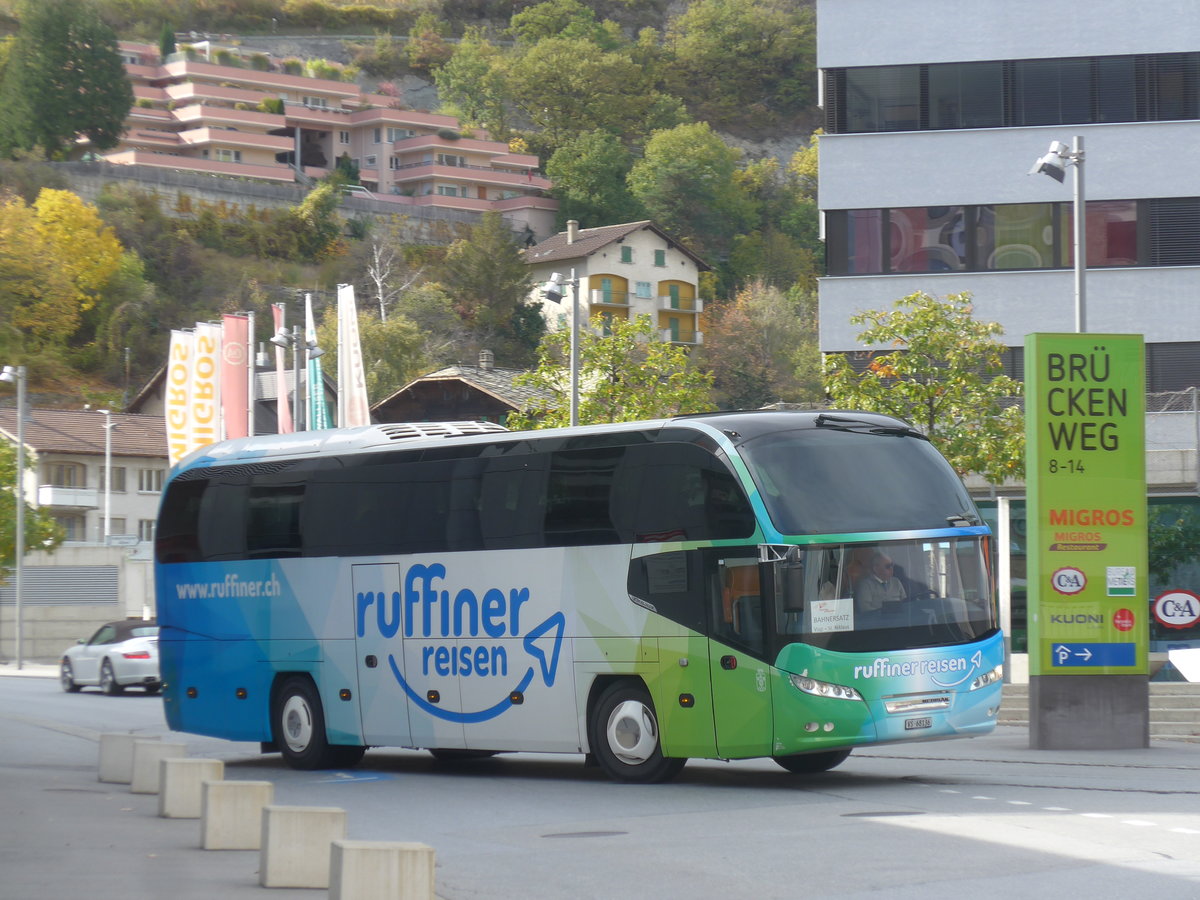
1121,820 -> 1156,827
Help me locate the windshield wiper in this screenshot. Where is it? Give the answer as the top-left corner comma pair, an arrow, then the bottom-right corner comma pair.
815,413 -> 925,439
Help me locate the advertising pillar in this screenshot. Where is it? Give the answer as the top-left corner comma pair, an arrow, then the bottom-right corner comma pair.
1025,333 -> 1149,749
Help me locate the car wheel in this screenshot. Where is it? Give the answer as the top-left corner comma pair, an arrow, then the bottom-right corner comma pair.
99,659 -> 124,696
773,748 -> 852,774
60,659 -> 82,693
589,681 -> 686,784
272,676 -> 365,770
143,684 -> 161,695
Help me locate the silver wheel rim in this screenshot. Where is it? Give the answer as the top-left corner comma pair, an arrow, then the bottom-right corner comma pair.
100,662 -> 113,690
605,699 -> 659,766
60,662 -> 72,689
281,694 -> 314,754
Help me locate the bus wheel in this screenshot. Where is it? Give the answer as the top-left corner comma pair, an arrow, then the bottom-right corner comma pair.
774,748 -> 852,774
590,682 -> 686,784
272,676 -> 365,770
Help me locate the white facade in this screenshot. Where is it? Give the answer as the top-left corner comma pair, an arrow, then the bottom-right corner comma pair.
815,0 -> 1200,385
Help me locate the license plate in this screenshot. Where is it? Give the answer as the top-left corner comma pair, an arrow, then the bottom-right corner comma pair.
904,716 -> 933,731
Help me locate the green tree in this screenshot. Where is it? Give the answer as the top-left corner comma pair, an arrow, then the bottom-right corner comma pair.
0,0 -> 133,159
508,313 -> 714,428
509,0 -> 624,49
432,28 -> 509,137
158,22 -> 176,60
627,122 -> 756,257
545,130 -> 645,228
0,439 -> 63,573
663,0 -> 815,128
823,291 -> 1025,484
435,211 -> 541,366
316,309 -> 428,405
406,13 -> 453,74
503,36 -> 685,158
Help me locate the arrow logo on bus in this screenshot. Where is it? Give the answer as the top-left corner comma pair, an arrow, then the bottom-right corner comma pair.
931,650 -> 984,687
386,611 -> 566,724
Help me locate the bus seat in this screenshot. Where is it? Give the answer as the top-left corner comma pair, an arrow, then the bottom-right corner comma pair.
732,595 -> 763,646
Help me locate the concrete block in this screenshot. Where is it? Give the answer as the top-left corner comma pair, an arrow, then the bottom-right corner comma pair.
259,805 -> 347,888
330,840 -> 436,900
130,740 -> 188,794
201,780 -> 274,850
98,733 -> 159,784
158,757 -> 224,818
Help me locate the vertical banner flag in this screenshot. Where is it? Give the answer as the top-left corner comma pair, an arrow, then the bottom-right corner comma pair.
165,330 -> 194,465
305,292 -> 332,430
1025,333 -> 1149,676
337,283 -> 371,427
221,313 -> 250,440
192,321 -> 223,450
273,303 -> 293,434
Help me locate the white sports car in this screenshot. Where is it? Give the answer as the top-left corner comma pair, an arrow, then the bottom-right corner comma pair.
60,620 -> 161,695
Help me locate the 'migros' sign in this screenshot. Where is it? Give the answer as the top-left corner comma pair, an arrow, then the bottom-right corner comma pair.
1025,334 -> 1148,677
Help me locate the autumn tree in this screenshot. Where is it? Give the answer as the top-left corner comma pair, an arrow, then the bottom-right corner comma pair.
508,313 -> 714,428
823,291 -> 1025,484
0,0 -> 133,159
701,280 -> 821,409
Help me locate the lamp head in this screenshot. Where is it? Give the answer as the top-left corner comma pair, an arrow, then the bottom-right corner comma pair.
1029,152 -> 1066,182
306,341 -> 325,360
269,327 -> 292,349
0,364 -> 18,383
543,271 -> 565,304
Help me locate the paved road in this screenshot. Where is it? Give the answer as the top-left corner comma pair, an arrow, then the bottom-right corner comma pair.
3,668 -> 1200,899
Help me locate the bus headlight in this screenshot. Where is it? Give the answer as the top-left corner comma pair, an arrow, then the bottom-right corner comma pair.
788,673 -> 863,702
970,665 -> 1003,691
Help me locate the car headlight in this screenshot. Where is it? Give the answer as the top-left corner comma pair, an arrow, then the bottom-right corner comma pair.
970,664 -> 1003,691
788,673 -> 863,702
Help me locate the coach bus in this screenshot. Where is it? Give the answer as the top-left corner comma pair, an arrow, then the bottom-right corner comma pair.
154,410 -> 1003,783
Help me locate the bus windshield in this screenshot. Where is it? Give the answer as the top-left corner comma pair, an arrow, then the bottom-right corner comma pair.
765,537 -> 997,654
738,425 -> 978,535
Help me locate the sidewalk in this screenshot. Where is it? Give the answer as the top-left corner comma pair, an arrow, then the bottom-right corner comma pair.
0,661 -> 59,678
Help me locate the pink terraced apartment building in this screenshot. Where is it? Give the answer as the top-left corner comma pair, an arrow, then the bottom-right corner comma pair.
103,41 -> 557,237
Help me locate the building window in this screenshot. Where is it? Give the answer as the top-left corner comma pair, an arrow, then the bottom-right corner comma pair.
302,96 -> 329,109
47,462 -> 85,488
436,184 -> 462,196
373,128 -> 382,144
825,197 -> 1200,275
55,514 -> 87,541
213,148 -> 242,163
364,155 -> 377,167
825,51 -> 1200,134
339,130 -> 351,144
654,249 -> 666,267
98,466 -> 126,493
437,153 -> 466,167
389,156 -> 403,169
138,519 -> 157,542
620,246 -> 633,264
635,281 -> 652,299
387,127 -> 411,142
108,517 -> 127,536
138,468 -> 165,493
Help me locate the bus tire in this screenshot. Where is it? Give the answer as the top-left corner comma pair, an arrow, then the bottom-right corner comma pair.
773,748 -> 852,774
272,676 -> 365,770
589,681 -> 686,784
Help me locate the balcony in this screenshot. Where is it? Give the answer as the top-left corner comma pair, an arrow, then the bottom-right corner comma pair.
662,329 -> 703,346
589,289 -> 631,307
659,296 -> 704,313
38,485 -> 99,510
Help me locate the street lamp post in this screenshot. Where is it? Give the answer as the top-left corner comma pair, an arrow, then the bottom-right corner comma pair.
1030,135 -> 1086,332
99,410 -> 114,543
543,270 -> 581,427
269,324 -> 324,432
1,364 -> 26,669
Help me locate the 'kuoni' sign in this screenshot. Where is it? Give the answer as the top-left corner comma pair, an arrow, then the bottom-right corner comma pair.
1025,334 -> 1148,676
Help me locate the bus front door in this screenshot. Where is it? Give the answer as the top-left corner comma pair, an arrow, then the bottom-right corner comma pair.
708,555 -> 773,758
351,564 -> 414,747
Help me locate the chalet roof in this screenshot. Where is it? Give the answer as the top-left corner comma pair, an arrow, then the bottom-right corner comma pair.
373,364 -> 549,412
0,408 -> 166,459
523,220 -> 711,271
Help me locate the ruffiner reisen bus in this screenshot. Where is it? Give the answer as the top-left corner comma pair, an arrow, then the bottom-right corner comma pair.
153,410 -> 1003,783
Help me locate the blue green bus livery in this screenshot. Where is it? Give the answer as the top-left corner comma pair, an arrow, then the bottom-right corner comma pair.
155,412 -> 1002,782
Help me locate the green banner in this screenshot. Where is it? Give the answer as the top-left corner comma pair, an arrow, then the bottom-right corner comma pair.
1025,333 -> 1148,676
